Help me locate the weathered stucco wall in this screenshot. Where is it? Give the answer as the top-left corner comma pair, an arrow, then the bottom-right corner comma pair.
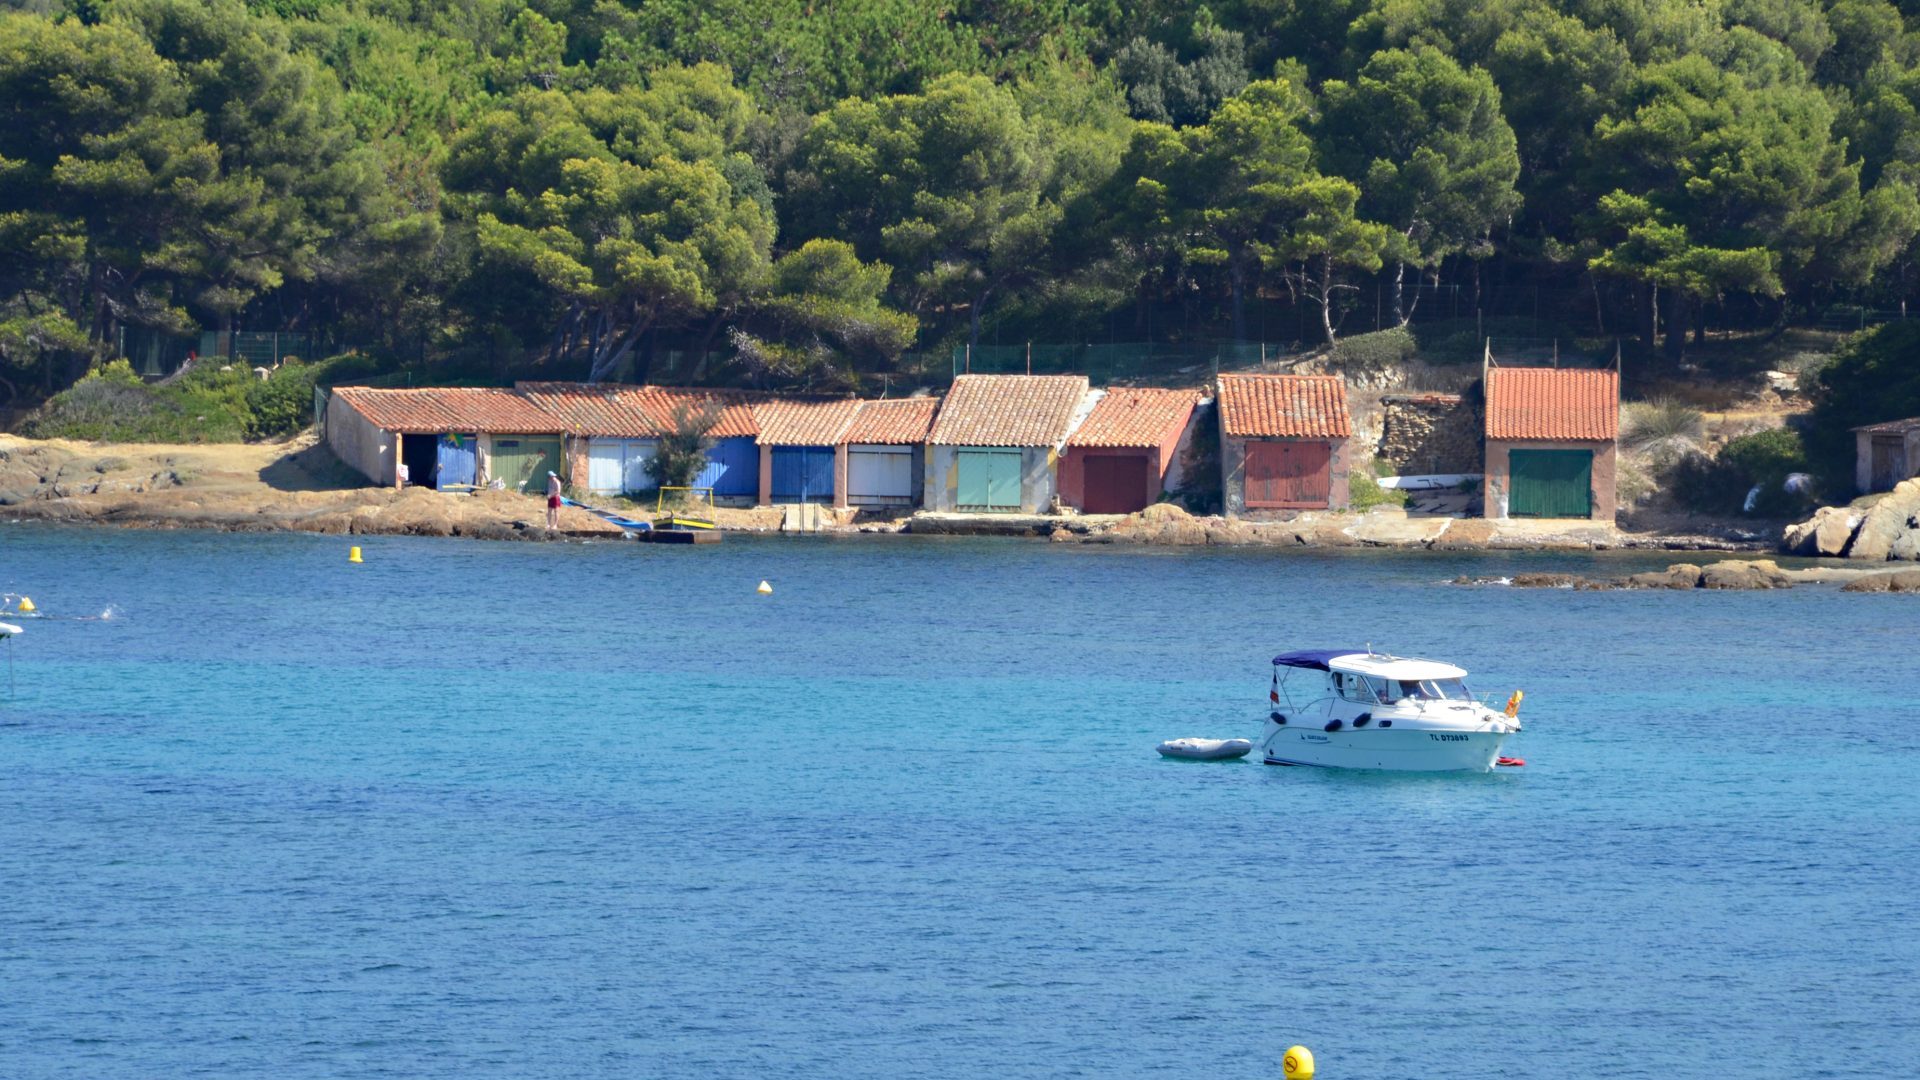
1220,435 -> 1352,518
326,394 -> 395,486
1484,439 -> 1617,521
1377,392 -> 1483,476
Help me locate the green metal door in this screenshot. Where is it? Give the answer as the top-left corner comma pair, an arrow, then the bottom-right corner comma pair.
491,436 -> 564,494
1508,449 -> 1592,517
957,449 -> 1022,511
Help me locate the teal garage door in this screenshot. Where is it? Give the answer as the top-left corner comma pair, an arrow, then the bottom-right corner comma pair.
957,449 -> 1022,512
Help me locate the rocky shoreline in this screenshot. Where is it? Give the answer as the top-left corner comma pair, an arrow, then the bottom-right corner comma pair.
0,434 -> 1839,558
1452,560 -> 1920,592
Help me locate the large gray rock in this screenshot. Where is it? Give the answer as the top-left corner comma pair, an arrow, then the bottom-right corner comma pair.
1840,568 -> 1920,593
1700,559 -> 1792,589
1784,506 -> 1864,556
1624,564 -> 1705,589
1848,479 -> 1920,561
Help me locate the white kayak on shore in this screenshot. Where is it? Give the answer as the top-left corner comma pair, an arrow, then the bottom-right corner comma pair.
1156,737 -> 1253,760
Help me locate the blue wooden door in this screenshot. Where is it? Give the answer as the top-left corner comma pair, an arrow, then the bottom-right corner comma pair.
436,434 -> 477,488
697,437 -> 759,497
772,447 -> 835,502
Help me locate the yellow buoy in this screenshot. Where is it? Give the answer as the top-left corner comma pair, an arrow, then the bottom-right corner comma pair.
756,580 -> 773,595
349,546 -> 363,564
1282,1045 -> 1315,1080
16,596 -> 35,614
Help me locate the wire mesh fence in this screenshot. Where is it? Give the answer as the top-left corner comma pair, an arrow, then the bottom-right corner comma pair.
949,340 -> 1302,382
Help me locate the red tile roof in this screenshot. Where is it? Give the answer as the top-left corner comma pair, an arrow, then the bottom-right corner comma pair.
516,382 -> 656,437
331,386 -> 559,435
753,397 -> 864,446
1485,367 -> 1619,441
633,387 -> 764,439
928,375 -> 1090,447
1216,374 -> 1351,439
844,397 -> 940,445
1067,387 -> 1199,447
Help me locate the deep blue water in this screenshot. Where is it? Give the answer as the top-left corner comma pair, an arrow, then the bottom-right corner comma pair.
1,523 -> 1916,1079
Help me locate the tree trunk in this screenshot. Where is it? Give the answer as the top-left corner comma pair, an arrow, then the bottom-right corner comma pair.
1229,258 -> 1247,344
1317,255 -> 1337,345
1663,290 -> 1688,362
968,285 -> 996,353
1693,302 -> 1707,347
1635,282 -> 1657,353
1391,261 -> 1408,327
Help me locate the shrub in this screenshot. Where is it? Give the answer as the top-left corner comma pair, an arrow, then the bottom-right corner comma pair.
24,358 -> 250,442
1329,327 -> 1416,373
1349,467 -> 1407,510
1620,399 -> 1706,456
646,400 -> 721,491
246,361 -> 319,438
1673,428 -> 1814,517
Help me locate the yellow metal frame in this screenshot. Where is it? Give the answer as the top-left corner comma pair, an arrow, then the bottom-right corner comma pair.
656,485 -> 717,530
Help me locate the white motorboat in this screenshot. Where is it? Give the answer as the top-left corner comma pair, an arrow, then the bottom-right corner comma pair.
1261,649 -> 1520,772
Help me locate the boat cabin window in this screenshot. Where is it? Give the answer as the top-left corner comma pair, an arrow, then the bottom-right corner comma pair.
1335,673 -> 1390,704
1393,678 -> 1471,701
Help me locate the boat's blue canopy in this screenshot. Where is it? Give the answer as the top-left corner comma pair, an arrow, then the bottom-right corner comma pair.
1272,649 -> 1363,670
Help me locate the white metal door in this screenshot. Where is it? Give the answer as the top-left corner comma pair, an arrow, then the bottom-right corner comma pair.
848,446 -> 913,503
587,441 -> 626,494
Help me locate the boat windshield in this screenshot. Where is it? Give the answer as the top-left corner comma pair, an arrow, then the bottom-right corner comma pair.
1394,678 -> 1471,701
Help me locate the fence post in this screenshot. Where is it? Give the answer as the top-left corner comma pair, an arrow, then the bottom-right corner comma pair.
965,343 -> 972,375
1026,341 -> 1031,375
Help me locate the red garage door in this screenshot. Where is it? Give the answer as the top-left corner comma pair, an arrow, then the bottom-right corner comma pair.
1245,441 -> 1330,508
1082,453 -> 1152,514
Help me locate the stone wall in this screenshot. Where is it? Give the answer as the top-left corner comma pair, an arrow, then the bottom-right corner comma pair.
1377,392 -> 1483,475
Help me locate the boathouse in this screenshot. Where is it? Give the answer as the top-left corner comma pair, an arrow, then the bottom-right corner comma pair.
841,397 -> 939,508
925,375 -> 1092,513
1854,416 -> 1920,493
516,382 -> 658,497
1057,388 -> 1199,514
326,386 -> 564,491
1482,365 -> 1619,521
752,398 -> 863,505
1216,374 -> 1353,517
636,387 -> 764,505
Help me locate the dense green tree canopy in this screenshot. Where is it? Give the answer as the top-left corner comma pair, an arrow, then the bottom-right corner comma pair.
7,0 -> 1920,394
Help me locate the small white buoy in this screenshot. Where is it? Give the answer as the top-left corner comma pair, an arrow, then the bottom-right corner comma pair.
757,580 -> 773,595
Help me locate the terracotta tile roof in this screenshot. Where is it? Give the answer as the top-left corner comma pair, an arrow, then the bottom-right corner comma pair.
331,386 -> 559,435
753,397 -> 864,446
1485,367 -> 1619,441
928,375 -> 1090,447
1855,415 -> 1920,434
516,382 -> 656,437
1216,374 -> 1352,439
1067,387 -> 1199,447
633,387 -> 764,439
844,397 -> 940,445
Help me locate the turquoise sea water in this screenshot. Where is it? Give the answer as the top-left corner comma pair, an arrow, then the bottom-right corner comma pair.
1,523 -> 1916,1079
